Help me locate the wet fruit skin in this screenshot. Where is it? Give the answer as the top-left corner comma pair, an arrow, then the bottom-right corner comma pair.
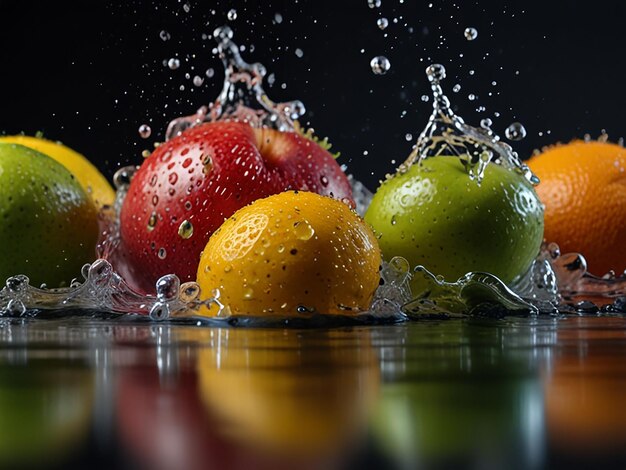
528,140 -> 626,275
0,135 -> 115,209
118,121 -> 354,294
196,190 -> 380,316
364,156 -> 544,288
0,143 -> 99,287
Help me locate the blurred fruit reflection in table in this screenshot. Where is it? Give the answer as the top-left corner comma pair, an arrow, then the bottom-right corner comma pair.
545,317 -> 626,467
370,320 -> 550,470
0,334 -> 94,469
1,316 -> 626,469
116,326 -> 379,470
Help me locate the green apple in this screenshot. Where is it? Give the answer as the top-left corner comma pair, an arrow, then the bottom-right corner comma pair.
365,156 -> 544,289
0,143 -> 99,287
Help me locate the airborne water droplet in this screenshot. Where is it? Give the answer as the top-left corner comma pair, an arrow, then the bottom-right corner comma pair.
167,58 -> 180,70
159,30 -> 171,41
464,27 -> 478,41
193,75 -> 204,87
505,122 -> 527,141
370,56 -> 391,75
368,0 -> 381,8
377,18 -> 389,30
227,8 -> 237,21
138,124 -> 151,139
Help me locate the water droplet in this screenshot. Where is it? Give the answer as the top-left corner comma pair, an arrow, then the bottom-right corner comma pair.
452,84 -> 461,93
179,282 -> 201,302
6,275 -> 29,293
464,27 -> 478,41
213,25 -> 234,41
156,275 -> 180,301
405,133 -> 413,141
505,122 -> 527,141
426,63 -> 446,82
227,8 -> 237,21
159,30 -> 171,41
113,165 -> 138,189
377,18 -> 389,30
295,48 -> 304,58
368,0 -> 381,8
205,68 -> 215,78
468,94 -> 476,101
138,124 -> 151,139
193,75 -> 204,87
147,212 -> 158,231
420,95 -> 429,102
178,220 -> 194,239
149,302 -> 170,321
182,2 -> 191,13
293,220 -> 315,241
480,118 -> 492,129
6,299 -> 26,316
242,286 -> 254,300
167,58 -> 180,70
370,55 -> 391,75
274,12 -> 283,23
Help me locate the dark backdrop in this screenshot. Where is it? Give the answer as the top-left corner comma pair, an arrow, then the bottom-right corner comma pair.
0,0 -> 624,189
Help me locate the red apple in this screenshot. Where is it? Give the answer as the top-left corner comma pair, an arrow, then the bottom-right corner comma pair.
116,120 -> 353,293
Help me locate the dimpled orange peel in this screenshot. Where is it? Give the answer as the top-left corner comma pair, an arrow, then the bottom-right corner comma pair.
528,140 -> 626,275
196,190 -> 381,316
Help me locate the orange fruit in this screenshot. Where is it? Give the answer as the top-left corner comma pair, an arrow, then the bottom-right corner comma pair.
196,190 -> 381,316
528,140 -> 626,275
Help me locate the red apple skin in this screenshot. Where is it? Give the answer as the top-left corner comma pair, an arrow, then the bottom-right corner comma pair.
116,121 -> 353,293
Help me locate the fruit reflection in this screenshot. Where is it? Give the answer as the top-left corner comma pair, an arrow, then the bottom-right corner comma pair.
197,328 -> 379,456
116,326 -> 379,470
0,361 -> 93,468
371,321 -> 545,468
545,317 -> 626,455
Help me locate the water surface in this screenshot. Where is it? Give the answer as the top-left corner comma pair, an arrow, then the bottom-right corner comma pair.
1,315 -> 625,469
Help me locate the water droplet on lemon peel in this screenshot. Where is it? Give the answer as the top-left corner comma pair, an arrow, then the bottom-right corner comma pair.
196,191 -> 381,317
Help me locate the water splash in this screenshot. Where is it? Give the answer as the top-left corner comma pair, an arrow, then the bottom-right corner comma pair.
0,260 -> 223,321
402,64 -> 538,185
405,264 -> 537,317
165,25 -> 305,140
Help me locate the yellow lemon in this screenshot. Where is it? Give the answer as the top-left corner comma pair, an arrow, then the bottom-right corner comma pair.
196,190 -> 381,316
0,135 -> 115,208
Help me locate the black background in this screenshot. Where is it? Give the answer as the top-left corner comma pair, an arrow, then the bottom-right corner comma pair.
0,0 -> 624,189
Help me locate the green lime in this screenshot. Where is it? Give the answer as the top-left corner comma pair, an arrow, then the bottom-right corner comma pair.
0,143 -> 99,287
365,156 -> 544,288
